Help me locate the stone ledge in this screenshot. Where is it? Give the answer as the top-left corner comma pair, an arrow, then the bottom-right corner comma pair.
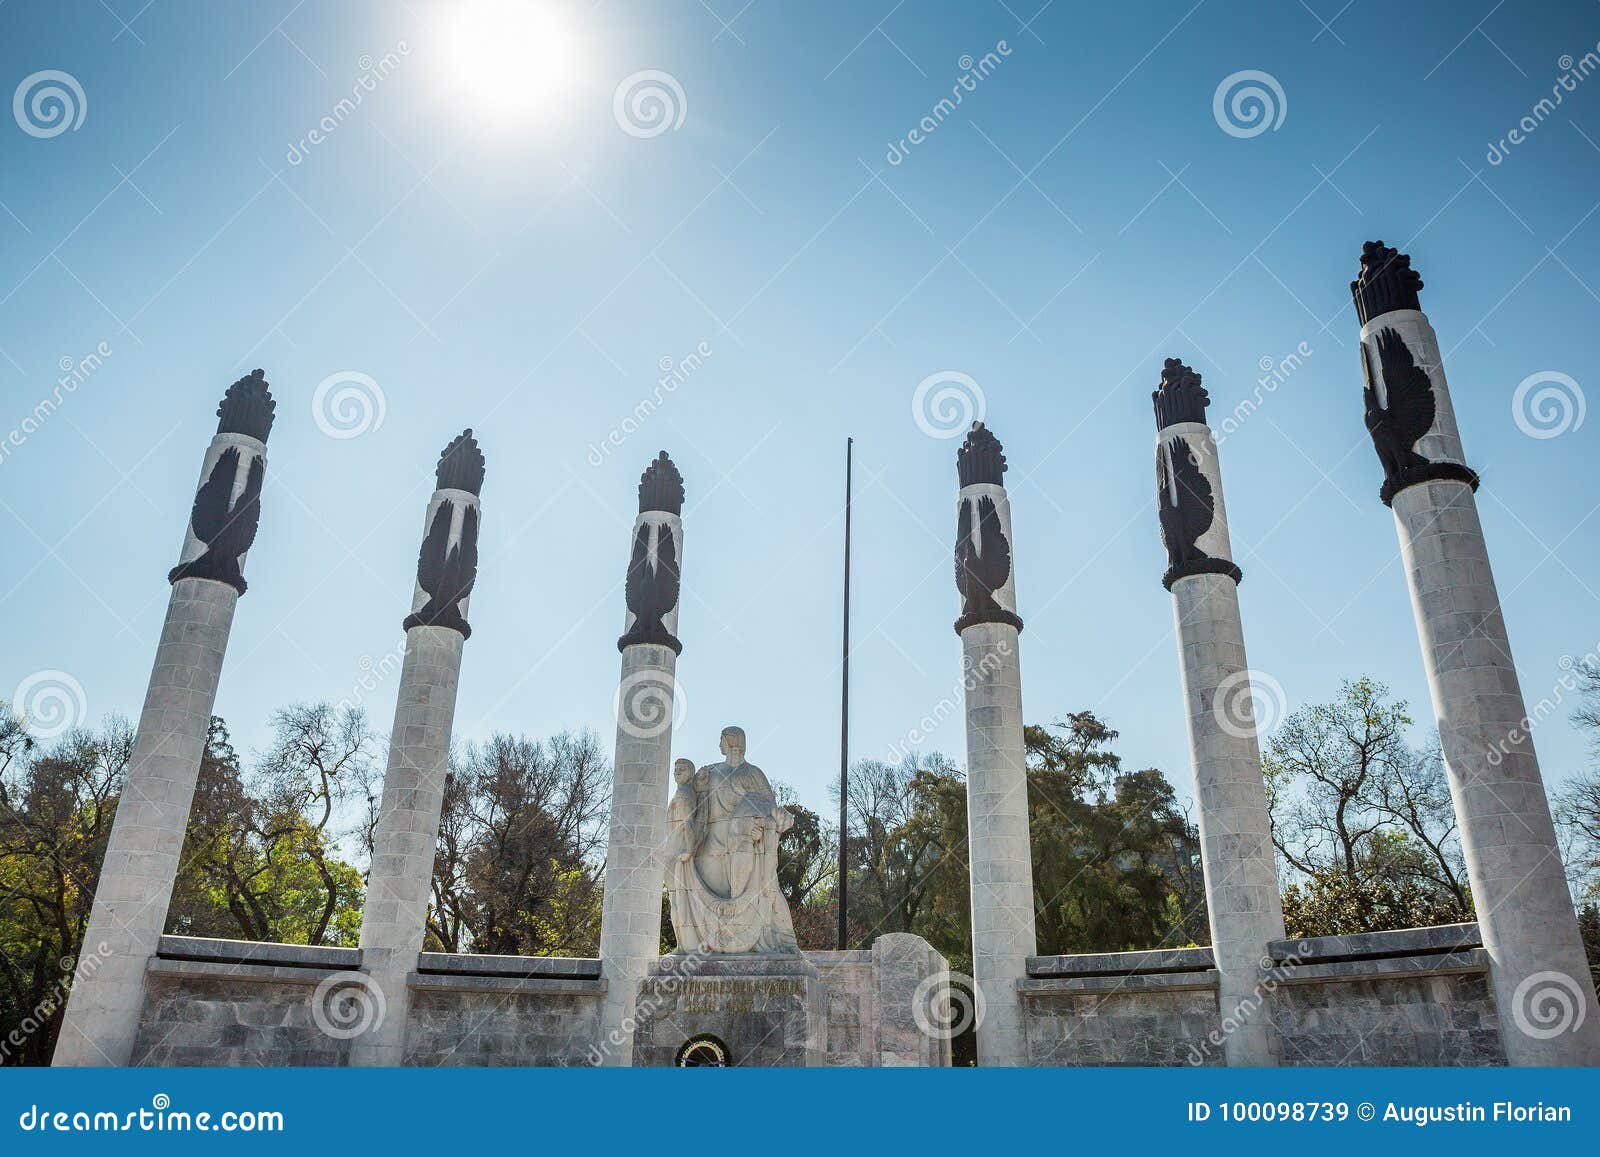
415,953 -> 601,980
407,972 -> 607,997
156,935 -> 359,971
805,950 -> 874,965
1272,948 -> 1490,985
1268,923 -> 1481,964
1018,969 -> 1221,996
145,957 -> 346,986
1027,946 -> 1215,978
648,953 -> 818,978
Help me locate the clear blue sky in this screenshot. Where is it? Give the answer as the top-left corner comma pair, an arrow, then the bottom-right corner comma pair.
3,0 -> 1599,819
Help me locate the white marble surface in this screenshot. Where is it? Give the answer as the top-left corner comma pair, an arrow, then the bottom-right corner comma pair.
960,619 -> 1036,1066
595,642 -> 678,1065
1394,478 -> 1600,1064
352,622 -> 466,1066
1170,569 -> 1285,1066
54,577 -> 239,1066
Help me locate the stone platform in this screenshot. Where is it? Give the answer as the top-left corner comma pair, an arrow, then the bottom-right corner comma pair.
631,954 -> 828,1067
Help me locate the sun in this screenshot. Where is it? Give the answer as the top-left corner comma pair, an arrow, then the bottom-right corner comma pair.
437,0 -> 584,123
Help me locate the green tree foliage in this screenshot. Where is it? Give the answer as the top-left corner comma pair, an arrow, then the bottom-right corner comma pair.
799,713 -> 1200,1064
426,730 -> 608,956
1026,715 -> 1208,954
0,710 -> 128,1066
0,702 -> 371,1066
168,705 -> 375,947
1263,677 -> 1471,938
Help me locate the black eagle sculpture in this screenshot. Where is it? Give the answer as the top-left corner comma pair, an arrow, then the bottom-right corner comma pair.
1154,435 -> 1243,591
1151,358 -> 1241,590
619,521 -> 681,652
1350,243 -> 1477,505
954,494 -> 1021,633
405,500 -> 479,638
1358,326 -> 1478,506
1157,437 -> 1212,567
168,447 -> 265,595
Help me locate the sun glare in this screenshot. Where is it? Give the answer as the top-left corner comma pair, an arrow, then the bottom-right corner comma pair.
438,0 -> 583,123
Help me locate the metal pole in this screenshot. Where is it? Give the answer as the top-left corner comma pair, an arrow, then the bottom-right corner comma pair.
837,437 -> 852,951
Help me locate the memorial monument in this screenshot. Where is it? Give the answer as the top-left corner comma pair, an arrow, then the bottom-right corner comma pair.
1152,359 -> 1284,1066
1349,241 -> 1600,1065
665,729 -> 800,955
632,728 -> 825,1065
45,242 -> 1600,1070
55,370 -> 276,1067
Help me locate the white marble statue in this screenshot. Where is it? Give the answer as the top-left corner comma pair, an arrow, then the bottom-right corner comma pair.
665,726 -> 800,955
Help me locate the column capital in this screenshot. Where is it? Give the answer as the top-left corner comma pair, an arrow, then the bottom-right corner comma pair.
168,370 -> 275,595
403,430 -> 485,638
619,452 -> 684,654
1154,361 -> 1241,590
954,423 -> 1023,635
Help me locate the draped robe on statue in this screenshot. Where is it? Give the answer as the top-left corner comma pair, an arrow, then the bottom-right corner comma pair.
666,758 -> 799,954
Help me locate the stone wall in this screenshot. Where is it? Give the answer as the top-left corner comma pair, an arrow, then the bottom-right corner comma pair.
403,953 -> 604,1066
131,933 -> 950,1067
133,939 -> 359,1066
809,934 -> 951,1066
1268,924 -> 1504,1066
1021,947 -> 1223,1066
131,937 -> 603,1067
1018,924 -> 1506,1066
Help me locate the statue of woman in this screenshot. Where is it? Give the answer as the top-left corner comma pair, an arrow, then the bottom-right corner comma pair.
664,727 -> 799,954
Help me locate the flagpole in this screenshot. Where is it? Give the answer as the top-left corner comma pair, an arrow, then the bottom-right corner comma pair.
837,436 -> 852,951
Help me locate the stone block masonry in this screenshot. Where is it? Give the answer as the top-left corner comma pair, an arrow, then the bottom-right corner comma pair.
1153,359 -> 1285,1067
55,370 -> 276,1067
352,430 -> 484,1066
953,422 -> 1036,1067
1350,241 -> 1600,1064
596,452 -> 685,1065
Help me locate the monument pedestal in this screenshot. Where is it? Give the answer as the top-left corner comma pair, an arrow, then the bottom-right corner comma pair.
632,956 -> 827,1067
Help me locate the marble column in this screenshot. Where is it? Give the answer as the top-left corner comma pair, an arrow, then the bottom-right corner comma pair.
1351,241 -> 1600,1065
953,422 -> 1036,1067
54,370 -> 276,1066
1153,358 -> 1284,1066
595,451 -> 685,1066
351,430 -> 485,1066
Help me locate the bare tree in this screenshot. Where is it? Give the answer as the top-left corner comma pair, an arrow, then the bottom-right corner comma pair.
427,730 -> 609,956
